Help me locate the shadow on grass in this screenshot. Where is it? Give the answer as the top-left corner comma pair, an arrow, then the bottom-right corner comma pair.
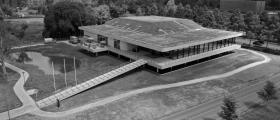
244,101 -> 265,109
203,118 -> 216,120
78,49 -> 98,57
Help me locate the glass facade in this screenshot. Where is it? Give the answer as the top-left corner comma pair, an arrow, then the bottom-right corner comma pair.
168,38 -> 236,59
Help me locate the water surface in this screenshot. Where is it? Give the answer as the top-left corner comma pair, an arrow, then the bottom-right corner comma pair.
11,51 -> 81,75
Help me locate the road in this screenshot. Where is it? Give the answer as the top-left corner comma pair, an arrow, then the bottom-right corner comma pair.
236,38 -> 280,50
158,66 -> 280,120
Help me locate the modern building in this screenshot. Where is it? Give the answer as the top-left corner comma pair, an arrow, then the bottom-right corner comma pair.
79,16 -> 243,73
220,0 -> 266,13
27,0 -> 46,7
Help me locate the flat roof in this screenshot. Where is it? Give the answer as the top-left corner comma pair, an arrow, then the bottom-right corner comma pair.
80,16 -> 243,52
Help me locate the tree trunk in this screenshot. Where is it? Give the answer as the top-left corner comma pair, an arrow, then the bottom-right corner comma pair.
249,39 -> 252,46
1,56 -> 7,81
0,36 -> 7,81
266,40 -> 269,48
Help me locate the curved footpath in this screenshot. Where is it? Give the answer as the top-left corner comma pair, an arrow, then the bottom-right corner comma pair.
31,48 -> 271,118
0,63 -> 39,120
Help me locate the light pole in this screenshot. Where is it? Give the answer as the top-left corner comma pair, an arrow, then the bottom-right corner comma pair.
22,72 -> 25,83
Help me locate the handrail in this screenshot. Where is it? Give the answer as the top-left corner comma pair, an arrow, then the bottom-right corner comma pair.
36,59 -> 147,108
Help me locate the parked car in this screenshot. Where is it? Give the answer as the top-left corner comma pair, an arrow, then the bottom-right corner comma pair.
69,36 -> 79,44
44,38 -> 56,44
253,41 -> 264,46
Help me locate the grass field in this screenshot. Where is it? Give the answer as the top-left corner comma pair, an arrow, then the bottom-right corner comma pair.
7,19 -> 44,46
14,49 -> 278,120
22,22 -> 44,44
241,92 -> 280,120
14,50 -> 280,120
40,49 -> 265,113
9,43 -> 128,101
0,66 -> 22,113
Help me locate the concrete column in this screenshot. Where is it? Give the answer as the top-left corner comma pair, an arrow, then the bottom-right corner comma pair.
203,43 -> 205,52
208,42 -> 210,51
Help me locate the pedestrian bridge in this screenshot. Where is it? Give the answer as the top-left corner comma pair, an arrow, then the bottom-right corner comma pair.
36,59 -> 147,108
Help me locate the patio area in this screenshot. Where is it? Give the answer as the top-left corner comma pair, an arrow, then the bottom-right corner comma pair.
79,38 -> 108,54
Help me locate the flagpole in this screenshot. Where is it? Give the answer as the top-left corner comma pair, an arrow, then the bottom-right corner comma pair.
52,62 -> 56,91
74,56 -> 77,85
64,59 -> 67,87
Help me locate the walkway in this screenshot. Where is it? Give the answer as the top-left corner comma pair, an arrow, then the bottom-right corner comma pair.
11,43 -> 45,50
37,59 -> 147,108
0,63 -> 39,120
30,48 -> 271,118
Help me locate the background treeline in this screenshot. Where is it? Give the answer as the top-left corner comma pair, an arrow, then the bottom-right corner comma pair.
42,0 -> 280,44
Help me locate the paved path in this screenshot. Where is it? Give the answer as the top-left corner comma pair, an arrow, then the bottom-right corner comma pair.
30,48 -> 271,118
11,43 -> 45,49
236,38 -> 280,50
0,63 -> 39,120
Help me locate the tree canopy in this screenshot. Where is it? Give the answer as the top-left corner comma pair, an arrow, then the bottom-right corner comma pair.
257,81 -> 278,102
43,1 -> 89,38
218,97 -> 238,120
43,0 -> 280,44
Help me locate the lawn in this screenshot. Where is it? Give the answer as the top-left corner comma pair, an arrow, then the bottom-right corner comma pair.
40,49 -> 265,112
13,50 -> 279,120
241,92 -> 280,120
21,22 -> 44,44
0,66 -> 22,113
14,50 -> 277,120
8,43 -> 128,101
6,19 -> 44,46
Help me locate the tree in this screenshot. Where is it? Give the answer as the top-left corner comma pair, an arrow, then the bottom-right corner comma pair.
136,6 -> 144,16
43,1 -> 87,38
257,81 -> 278,103
213,8 -> 228,29
12,23 -> 29,41
175,3 -> 186,18
150,3 -> 159,15
166,0 -> 177,17
229,10 -> 246,31
218,97 -> 238,120
0,21 -> 14,81
90,5 -> 111,24
246,31 -> 255,46
0,7 -> 4,20
184,4 -> 194,19
0,5 -> 13,16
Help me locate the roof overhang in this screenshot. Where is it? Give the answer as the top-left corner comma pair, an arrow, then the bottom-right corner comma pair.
79,26 -> 244,52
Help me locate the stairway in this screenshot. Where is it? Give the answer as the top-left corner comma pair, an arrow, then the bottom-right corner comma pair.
37,59 -> 147,108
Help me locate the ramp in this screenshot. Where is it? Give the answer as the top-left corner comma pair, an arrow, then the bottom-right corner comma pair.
37,59 -> 147,108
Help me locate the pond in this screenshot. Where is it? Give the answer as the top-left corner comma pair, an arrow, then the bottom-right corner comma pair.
11,51 -> 81,75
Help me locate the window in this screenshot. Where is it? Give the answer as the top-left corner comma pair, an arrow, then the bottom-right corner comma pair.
98,35 -> 108,45
114,39 -> 120,49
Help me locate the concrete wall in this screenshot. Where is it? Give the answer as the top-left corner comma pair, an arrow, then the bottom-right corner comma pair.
107,38 -> 137,51
120,41 -> 137,51
108,38 -> 114,47
220,0 -> 265,13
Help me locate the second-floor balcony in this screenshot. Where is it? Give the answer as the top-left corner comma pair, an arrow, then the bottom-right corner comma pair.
79,39 -> 108,53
